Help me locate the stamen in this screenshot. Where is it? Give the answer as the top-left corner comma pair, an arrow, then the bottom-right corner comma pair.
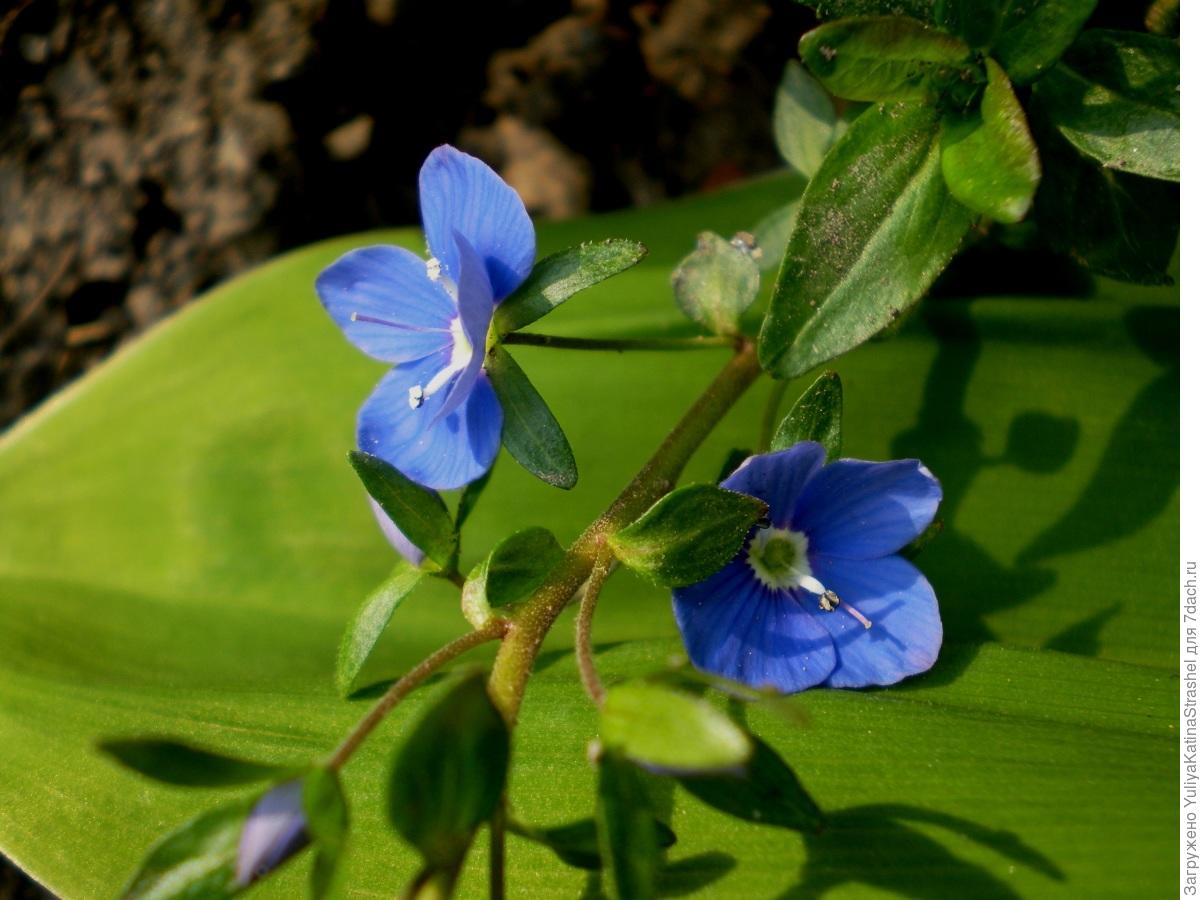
408,385 -> 425,409
815,588 -> 872,629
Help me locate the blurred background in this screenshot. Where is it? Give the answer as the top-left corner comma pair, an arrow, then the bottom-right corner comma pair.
0,0 -> 820,434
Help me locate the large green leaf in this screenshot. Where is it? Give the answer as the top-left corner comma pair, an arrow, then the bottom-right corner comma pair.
0,174 -> 1177,898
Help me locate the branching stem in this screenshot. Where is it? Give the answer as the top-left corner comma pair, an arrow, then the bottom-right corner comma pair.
575,551 -> 614,706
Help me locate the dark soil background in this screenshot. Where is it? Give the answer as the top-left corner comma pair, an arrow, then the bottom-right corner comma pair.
0,0 -> 815,436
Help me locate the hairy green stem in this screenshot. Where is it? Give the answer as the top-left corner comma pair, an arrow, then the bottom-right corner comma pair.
488,341 -> 762,722
326,621 -> 506,770
575,551 -> 614,706
503,332 -> 736,352
758,379 -> 788,452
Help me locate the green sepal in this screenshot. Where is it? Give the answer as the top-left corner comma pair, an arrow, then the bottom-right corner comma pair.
302,768 -> 348,900
461,527 -> 565,630
600,680 -> 753,775
771,371 -> 843,459
597,754 -> 660,900
759,100 -> 974,379
941,58 -> 1041,223
798,16 -> 976,103
388,669 -> 509,870
493,239 -> 647,335
1034,29 -> 1179,182
507,815 -> 676,871
608,484 -> 766,588
485,344 -> 578,490
98,738 -> 295,788
347,451 -> 456,569
671,232 -> 760,336
120,797 -> 253,899
335,560 -> 424,697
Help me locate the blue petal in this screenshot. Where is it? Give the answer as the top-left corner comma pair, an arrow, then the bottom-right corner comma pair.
797,458 -> 942,559
810,554 -> 942,688
419,146 -> 535,300
370,498 -> 425,566
316,245 -> 455,363
429,232 -> 492,426
672,558 -> 836,693
357,359 -> 502,491
236,781 -> 308,886
722,442 -> 826,529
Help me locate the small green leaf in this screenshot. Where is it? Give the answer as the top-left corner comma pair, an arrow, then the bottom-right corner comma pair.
759,101 -> 974,378
749,200 -> 802,272
303,769 -> 348,900
941,58 -> 1041,223
99,738 -> 292,788
671,232 -> 760,336
678,736 -> 824,834
608,485 -> 766,588
454,467 -> 492,531
121,798 -> 251,899
493,240 -> 647,335
989,0 -> 1098,84
600,680 -> 753,775
461,527 -> 565,629
335,560 -> 424,696
773,60 -> 840,178
347,451 -> 456,569
799,16 -> 975,102
1034,30 -> 1179,182
1033,109 -> 1179,284
771,371 -> 843,458
507,816 -> 676,871
597,755 -> 660,900
389,669 -> 509,869
486,345 -> 578,490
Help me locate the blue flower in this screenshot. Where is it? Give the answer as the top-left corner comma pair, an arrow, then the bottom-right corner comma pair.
236,781 -> 309,886
672,441 -> 943,693
317,145 -> 535,490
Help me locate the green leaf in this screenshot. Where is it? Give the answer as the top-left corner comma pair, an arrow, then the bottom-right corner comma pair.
806,1 -> 937,24
388,670 -> 509,869
485,344 -> 578,490
98,738 -> 293,788
493,240 -> 647,335
748,199 -> 802,272
0,175 -> 1178,898
798,16 -> 975,102
608,485 -> 766,588
1032,109 -> 1179,284
600,681 -> 752,775
773,60 -> 840,178
670,232 -> 760,336
1034,30 -> 1179,182
454,467 -> 492,531
335,561 -> 424,696
121,798 -> 250,899
302,769 -> 347,900
771,371 -> 843,458
347,451 -> 456,569
461,527 -> 565,629
760,101 -> 975,378
507,816 -> 676,871
941,58 -> 1041,223
596,755 -> 660,900
990,0 -> 1098,84
678,736 -> 824,834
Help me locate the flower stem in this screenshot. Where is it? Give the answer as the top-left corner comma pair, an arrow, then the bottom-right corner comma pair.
575,551 -> 614,706
326,621 -> 506,770
503,332 -> 737,352
488,341 -> 762,723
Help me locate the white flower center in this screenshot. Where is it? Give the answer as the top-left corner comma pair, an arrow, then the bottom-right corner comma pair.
746,526 -> 872,628
408,316 -> 474,409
